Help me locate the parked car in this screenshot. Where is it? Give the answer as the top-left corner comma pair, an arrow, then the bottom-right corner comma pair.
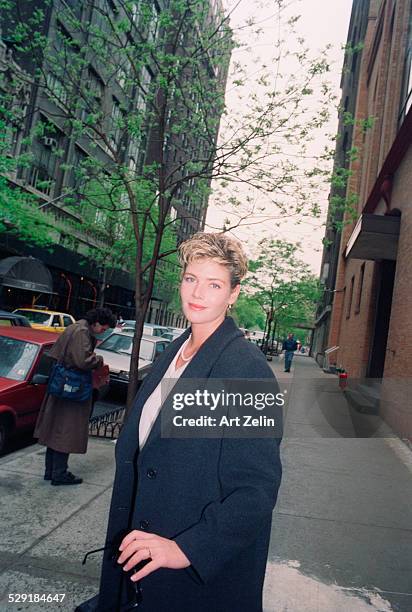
143,323 -> 174,341
119,319 -> 135,328
0,310 -> 31,327
95,327 -> 115,346
13,308 -> 75,333
0,327 -> 59,453
168,326 -> 186,340
118,321 -> 175,342
95,330 -> 170,392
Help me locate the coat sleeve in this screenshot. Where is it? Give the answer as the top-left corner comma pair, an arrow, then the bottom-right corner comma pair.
174,343 -> 282,584
70,327 -> 103,370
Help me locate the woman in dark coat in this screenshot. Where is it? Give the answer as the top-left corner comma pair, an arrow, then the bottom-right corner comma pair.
34,308 -> 115,485
79,234 -> 282,611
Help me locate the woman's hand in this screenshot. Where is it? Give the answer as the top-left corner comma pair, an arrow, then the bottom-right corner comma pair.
117,530 -> 190,582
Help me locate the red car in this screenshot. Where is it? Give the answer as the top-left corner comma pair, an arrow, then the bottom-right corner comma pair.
0,327 -> 58,453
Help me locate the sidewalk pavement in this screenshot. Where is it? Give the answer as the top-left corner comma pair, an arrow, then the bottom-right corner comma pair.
0,355 -> 411,611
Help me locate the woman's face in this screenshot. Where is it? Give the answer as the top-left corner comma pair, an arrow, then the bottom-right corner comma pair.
180,258 -> 240,327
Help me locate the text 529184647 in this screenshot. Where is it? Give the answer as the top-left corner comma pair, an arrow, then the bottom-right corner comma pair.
8,594 -> 66,604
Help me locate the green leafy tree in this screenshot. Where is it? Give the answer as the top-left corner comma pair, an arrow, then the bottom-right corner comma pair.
232,293 -> 265,330
1,0 -> 334,407
274,276 -> 320,346
245,238 -> 320,353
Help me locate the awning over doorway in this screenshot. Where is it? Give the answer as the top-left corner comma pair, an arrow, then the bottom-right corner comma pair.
345,214 -> 400,260
0,256 -> 54,293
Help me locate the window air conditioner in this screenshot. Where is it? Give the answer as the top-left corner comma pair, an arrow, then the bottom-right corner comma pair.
42,136 -> 57,148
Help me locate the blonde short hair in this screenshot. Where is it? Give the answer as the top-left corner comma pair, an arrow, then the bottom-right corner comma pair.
178,232 -> 248,287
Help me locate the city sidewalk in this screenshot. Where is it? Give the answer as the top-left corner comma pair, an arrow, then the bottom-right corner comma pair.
267,354 -> 412,612
0,355 -> 411,611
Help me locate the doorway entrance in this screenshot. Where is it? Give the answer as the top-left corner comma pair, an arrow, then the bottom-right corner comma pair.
368,260 -> 396,378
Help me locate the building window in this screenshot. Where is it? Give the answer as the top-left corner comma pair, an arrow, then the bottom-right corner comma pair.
95,208 -> 108,226
128,136 -> 141,172
28,121 -> 63,196
342,131 -> 348,154
131,1 -> 140,23
46,73 -> 68,107
55,21 -> 80,55
115,204 -> 129,239
87,67 -> 104,108
399,7 -> 412,125
107,0 -> 118,14
136,65 -> 152,113
147,2 -> 160,43
69,145 -> 88,192
346,276 -> 355,319
355,263 -> 365,314
62,0 -> 82,19
343,95 -> 349,112
117,57 -> 132,90
109,97 -> 124,148
92,2 -> 111,34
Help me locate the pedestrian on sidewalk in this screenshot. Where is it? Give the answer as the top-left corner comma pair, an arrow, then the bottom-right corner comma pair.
34,307 -> 115,486
282,332 -> 298,372
76,233 -> 282,612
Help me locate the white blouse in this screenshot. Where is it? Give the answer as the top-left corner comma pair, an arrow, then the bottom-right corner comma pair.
138,338 -> 191,449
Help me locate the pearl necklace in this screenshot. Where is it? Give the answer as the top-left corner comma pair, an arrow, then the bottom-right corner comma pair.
180,335 -> 197,362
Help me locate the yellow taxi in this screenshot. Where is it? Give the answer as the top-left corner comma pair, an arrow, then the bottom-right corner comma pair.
13,308 -> 75,333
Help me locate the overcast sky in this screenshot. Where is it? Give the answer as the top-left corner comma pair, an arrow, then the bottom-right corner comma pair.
205,0 -> 353,274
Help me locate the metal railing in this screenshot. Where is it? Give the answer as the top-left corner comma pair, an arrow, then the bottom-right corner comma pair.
323,346 -> 339,373
89,407 -> 125,439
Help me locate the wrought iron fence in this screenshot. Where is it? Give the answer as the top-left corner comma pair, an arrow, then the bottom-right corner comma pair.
89,407 -> 125,439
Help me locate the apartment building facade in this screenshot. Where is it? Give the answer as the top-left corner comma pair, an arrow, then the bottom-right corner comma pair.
0,0 -> 230,323
324,0 -> 412,438
313,0 -> 371,362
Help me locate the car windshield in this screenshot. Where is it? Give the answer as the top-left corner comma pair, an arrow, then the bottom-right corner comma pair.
139,339 -> 154,361
0,337 -> 39,381
146,327 -> 172,341
99,334 -> 133,354
95,328 -> 113,342
152,328 -> 164,336
99,334 -> 154,361
15,310 -> 50,324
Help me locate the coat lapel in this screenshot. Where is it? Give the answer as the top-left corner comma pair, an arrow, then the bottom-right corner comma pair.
138,317 -> 243,456
118,329 -> 190,459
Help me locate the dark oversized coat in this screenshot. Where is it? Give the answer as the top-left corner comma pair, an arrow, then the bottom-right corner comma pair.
94,317 -> 282,612
34,319 -> 103,454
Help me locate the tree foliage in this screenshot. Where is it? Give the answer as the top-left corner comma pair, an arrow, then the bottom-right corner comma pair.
1,0 -> 334,406
245,238 -> 320,350
232,292 -> 265,330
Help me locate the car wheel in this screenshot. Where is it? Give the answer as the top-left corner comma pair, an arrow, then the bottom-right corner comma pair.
0,418 -> 10,454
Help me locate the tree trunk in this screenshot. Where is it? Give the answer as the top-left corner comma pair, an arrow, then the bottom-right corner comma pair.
272,318 -> 278,354
125,270 -> 147,417
98,267 -> 107,308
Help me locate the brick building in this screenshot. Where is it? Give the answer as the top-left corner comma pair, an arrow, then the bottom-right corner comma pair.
312,0 -> 370,360
323,0 -> 412,439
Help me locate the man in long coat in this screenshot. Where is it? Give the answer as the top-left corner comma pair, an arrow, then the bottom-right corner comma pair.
34,308 -> 115,485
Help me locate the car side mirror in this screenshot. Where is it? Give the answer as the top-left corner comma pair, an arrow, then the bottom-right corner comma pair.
53,323 -> 60,327
32,374 -> 49,385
